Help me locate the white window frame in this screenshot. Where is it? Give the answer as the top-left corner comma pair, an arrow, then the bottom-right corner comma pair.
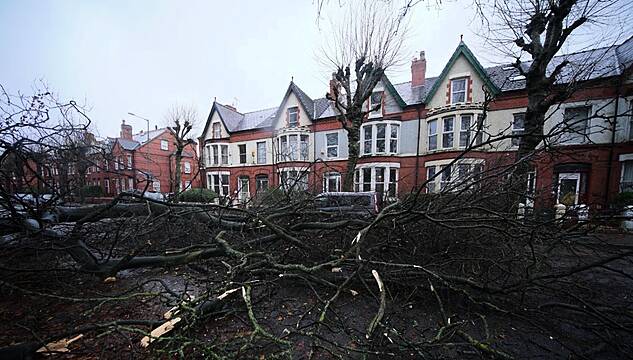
160,139 -> 169,151
621,159 -> 633,192
557,172 -> 581,206
276,132 -> 309,162
353,163 -> 399,198
288,107 -> 299,127
152,180 -> 161,193
428,119 -> 438,151
442,117 -> 454,149
369,91 -> 383,118
207,144 -> 229,166
459,114 -> 472,148
325,132 -> 339,158
212,122 -> 222,139
561,105 -> 591,144
323,172 -> 341,192
278,168 -> 309,191
426,159 -> 485,193
104,179 -> 110,194
207,171 -> 230,196
426,166 -> 437,193
184,161 -> 191,174
256,142 -> 266,164
360,121 -> 400,156
512,113 -> 525,147
126,154 -> 132,169
450,78 -> 467,104
128,177 -> 134,191
238,144 -> 247,164
256,174 -> 269,194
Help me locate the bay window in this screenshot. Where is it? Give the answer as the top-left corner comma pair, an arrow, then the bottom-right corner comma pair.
256,175 -> 269,194
426,160 -> 485,193
279,169 -> 308,191
440,165 -> 452,190
361,121 -> 400,155
353,164 -> 399,197
276,133 -> 310,162
206,144 -> 229,166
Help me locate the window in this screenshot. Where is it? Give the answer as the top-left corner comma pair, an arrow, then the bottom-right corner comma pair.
475,115 -> 484,145
128,177 -> 134,191
221,145 -> 229,164
353,165 -> 399,197
326,133 -> 338,158
114,158 -> 119,171
257,142 -> 266,164
184,161 -> 191,174
361,122 -> 400,155
428,120 -> 438,150
238,144 -> 247,164
152,180 -> 161,192
512,113 -> 525,147
208,172 -> 230,196
561,106 -> 590,144
256,175 -> 269,194
459,115 -> 471,148
184,180 -> 191,190
104,179 -> 110,194
323,172 -> 341,192
207,144 -> 229,165
238,176 -> 249,202
161,139 -> 169,151
212,122 -> 222,139
288,107 -> 299,127
126,154 -> 132,169
442,117 -> 454,148
426,166 -> 436,193
621,161 -> 633,192
450,78 -> 467,103
369,91 -> 383,117
279,169 -> 308,191
628,101 -> 633,140
212,145 -> 219,165
104,160 -> 109,171
276,133 -> 309,162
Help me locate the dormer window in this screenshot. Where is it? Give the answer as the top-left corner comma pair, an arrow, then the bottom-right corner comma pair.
369,91 -> 383,117
212,123 -> 222,139
288,107 -> 299,127
450,78 -> 467,104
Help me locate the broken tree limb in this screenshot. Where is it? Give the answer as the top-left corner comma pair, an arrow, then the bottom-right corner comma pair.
366,269 -> 386,339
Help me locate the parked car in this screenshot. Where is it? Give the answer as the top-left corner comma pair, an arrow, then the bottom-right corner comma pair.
314,192 -> 382,215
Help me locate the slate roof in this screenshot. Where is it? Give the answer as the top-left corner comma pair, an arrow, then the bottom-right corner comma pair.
133,128 -> 166,144
118,138 -> 140,151
204,36 -> 633,133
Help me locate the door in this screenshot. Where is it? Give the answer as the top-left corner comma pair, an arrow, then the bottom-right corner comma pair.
238,176 -> 250,202
557,173 -> 580,206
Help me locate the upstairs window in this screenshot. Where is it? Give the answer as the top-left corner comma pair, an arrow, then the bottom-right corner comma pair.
127,154 -> 132,169
184,161 -> 191,174
326,133 -> 339,158
212,123 -> 222,139
512,113 -> 525,147
256,142 -> 266,164
361,122 -> 400,155
288,107 -> 299,127
238,144 -> 247,164
561,106 -> 590,144
369,91 -> 383,117
428,120 -> 438,151
450,78 -> 467,103
276,133 -> 309,161
161,139 -> 169,151
459,115 -> 471,148
208,144 -> 229,166
442,117 -> 454,148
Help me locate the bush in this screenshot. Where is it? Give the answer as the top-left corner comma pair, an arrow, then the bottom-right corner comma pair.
80,185 -> 103,197
612,191 -> 633,209
178,188 -> 218,203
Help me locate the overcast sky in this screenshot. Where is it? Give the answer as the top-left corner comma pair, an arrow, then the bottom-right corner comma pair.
0,0 -> 617,140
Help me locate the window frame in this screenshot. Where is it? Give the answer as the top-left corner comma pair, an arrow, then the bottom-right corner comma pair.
184,161 -> 191,174
442,116 -> 454,149
256,142 -> 266,164
459,115 -> 472,148
323,172 -> 341,192
256,174 -> 269,194
511,113 -> 526,147
288,107 -> 299,127
428,119 -> 438,151
238,144 -> 247,164
369,91 -> 384,117
325,132 -> 339,158
207,171 -> 230,196
212,122 -> 222,139
561,105 -> 591,144
160,139 -> 169,151
360,121 -> 401,156
276,132 -> 310,162
353,163 -> 399,197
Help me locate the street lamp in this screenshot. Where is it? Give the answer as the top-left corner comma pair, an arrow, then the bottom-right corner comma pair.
127,112 -> 150,142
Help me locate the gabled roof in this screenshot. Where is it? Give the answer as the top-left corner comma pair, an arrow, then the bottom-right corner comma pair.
381,75 -> 407,108
132,128 -> 166,145
116,138 -> 141,151
274,82 -> 317,121
201,101 -> 278,135
424,41 -> 501,103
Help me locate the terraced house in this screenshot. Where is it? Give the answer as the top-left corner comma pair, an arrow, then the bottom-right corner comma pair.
199,38 -> 633,210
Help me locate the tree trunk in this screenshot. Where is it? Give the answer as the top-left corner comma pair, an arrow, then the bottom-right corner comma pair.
342,120 -> 361,192
173,147 -> 183,202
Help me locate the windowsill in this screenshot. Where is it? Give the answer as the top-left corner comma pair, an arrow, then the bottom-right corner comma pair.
360,152 -> 399,157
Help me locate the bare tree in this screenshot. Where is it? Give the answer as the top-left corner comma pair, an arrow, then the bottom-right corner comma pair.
164,104 -> 197,201
321,0 -> 409,190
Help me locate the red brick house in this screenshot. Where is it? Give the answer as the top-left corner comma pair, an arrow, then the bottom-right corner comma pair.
197,37 -> 633,211
86,120 -> 201,196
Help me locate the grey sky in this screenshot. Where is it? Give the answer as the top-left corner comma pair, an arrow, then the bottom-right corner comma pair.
0,0 -> 568,139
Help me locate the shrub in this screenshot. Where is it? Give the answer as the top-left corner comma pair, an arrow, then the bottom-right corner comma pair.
178,188 -> 218,203
80,185 -> 103,197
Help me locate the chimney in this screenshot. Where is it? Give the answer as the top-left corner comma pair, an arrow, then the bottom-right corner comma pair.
328,73 -> 338,100
120,119 -> 133,140
411,51 -> 426,88
224,104 -> 237,112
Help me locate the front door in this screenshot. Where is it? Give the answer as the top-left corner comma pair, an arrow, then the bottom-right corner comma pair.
557,173 -> 580,206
